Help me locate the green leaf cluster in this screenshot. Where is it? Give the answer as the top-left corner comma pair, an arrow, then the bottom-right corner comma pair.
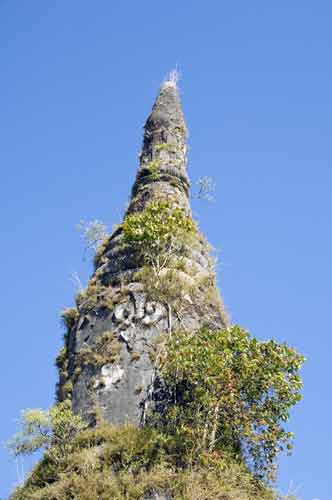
122,201 -> 194,250
7,401 -> 87,465
155,326 -> 304,479
155,142 -> 172,152
122,201 -> 195,278
145,160 -> 160,180
8,340 -> 302,498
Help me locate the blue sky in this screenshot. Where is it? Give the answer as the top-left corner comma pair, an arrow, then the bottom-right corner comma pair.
0,1 -> 331,498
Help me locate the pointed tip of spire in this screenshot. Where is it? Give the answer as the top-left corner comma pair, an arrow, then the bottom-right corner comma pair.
128,69 -> 189,210
146,68 -> 185,134
161,67 -> 180,90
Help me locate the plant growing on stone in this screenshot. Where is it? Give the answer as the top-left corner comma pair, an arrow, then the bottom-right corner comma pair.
156,325 -> 304,480
155,142 -> 172,152
55,345 -> 71,402
122,201 -> 195,278
77,219 -> 108,257
9,421 -> 278,500
7,401 -> 87,465
135,266 -> 194,335
193,176 -> 216,202
122,201 -> 196,333
145,160 -> 160,180
74,331 -> 121,374
75,281 -> 112,313
61,307 -> 79,330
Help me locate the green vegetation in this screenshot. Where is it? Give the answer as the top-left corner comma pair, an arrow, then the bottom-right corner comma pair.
75,282 -> 113,314
123,201 -> 196,333
61,307 -> 79,330
122,202 -> 195,274
11,171 -> 303,499
7,402 -> 87,466
145,160 -> 160,180
9,323 -> 303,499
9,419 -> 278,500
153,326 -> 304,481
122,199 -> 228,330
74,331 -> 121,375
55,345 -> 71,402
123,201 -> 197,278
93,234 -> 111,268
77,219 -> 108,256
155,142 -> 172,152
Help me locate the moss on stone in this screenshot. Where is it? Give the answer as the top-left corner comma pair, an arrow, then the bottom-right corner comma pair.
155,142 -> 172,152
61,307 -> 79,330
131,351 -> 141,362
75,282 -> 114,314
75,331 -> 121,374
94,235 -> 111,268
145,160 -> 160,180
55,346 -> 71,402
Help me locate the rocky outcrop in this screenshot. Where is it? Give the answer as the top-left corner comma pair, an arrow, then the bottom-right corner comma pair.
58,76 -> 228,425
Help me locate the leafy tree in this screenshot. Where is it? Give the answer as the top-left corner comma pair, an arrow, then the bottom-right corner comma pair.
77,219 -> 108,257
155,326 -> 304,479
122,201 -> 195,279
7,401 -> 87,465
122,201 -> 196,334
193,176 -> 216,202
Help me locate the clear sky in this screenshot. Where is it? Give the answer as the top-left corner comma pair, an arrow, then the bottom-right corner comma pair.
0,1 -> 331,498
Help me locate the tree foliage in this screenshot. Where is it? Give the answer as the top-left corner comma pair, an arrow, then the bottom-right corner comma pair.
77,219 -> 108,256
193,176 -> 216,202
155,326 -> 304,479
122,201 -> 195,279
9,190 -> 304,497
7,401 -> 87,464
10,423 -> 278,500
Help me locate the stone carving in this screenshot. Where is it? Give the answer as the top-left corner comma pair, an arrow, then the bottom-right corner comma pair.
113,298 -> 135,328
113,293 -> 165,330
93,363 -> 124,391
142,301 -> 165,325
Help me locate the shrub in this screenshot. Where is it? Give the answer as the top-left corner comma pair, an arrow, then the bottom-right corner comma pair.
77,219 -> 108,255
61,307 -> 79,330
75,331 -> 121,372
122,201 -> 195,278
10,421 -> 277,500
75,282 -> 113,313
193,176 -> 216,202
7,401 -> 87,465
145,160 -> 160,180
155,143 -> 172,152
155,326 -> 304,480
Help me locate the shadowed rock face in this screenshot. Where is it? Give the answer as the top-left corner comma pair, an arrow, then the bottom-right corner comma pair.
60,79 -> 228,425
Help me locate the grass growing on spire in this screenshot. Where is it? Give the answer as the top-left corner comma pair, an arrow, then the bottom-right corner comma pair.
8,331 -> 303,500
9,420 -> 279,500
163,67 -> 180,88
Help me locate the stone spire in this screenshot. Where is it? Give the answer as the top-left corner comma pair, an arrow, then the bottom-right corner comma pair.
128,74 -> 190,216
58,76 -> 228,425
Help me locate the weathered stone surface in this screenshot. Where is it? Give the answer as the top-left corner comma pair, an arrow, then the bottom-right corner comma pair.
70,288 -> 169,424
60,77 -> 229,425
